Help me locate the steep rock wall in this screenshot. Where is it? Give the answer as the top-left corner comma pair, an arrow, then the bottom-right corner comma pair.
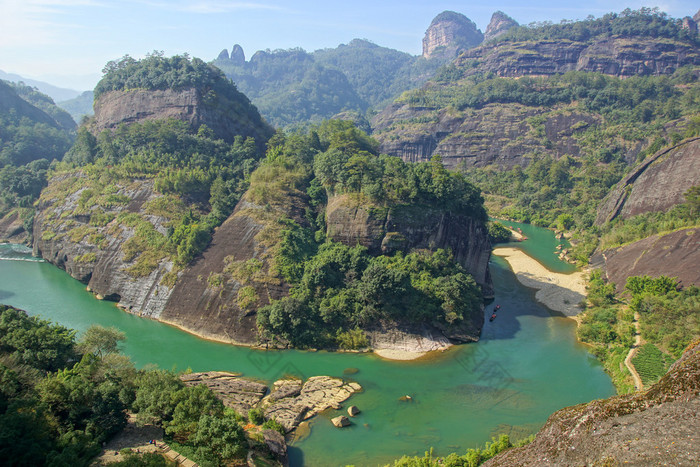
92,88 -> 273,149
160,200 -> 289,345
422,11 -> 483,60
325,194 -> 493,297
594,228 -> 700,291
595,137 -> 700,225
372,103 -> 600,169
32,175 -> 176,316
456,36 -> 700,78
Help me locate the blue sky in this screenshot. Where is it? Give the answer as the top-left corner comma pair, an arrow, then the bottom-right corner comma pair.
1,0 -> 698,91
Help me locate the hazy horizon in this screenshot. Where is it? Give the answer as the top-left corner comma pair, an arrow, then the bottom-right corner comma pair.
1,0 -> 698,92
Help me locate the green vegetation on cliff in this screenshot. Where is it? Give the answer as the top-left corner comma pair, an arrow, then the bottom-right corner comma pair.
494,7 -> 699,45
217,121 -> 485,349
43,117 -> 262,277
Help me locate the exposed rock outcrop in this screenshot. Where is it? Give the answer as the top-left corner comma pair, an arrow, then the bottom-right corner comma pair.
264,377 -> 362,433
0,212 -> 28,244
180,373 -> 361,434
422,11 -> 483,60
33,175 -> 177,317
158,200 -> 285,345
595,228 -> 700,291
217,48 -> 229,60
595,137 -> 700,225
484,341 -> 700,466
373,102 -> 602,168
325,194 -> 492,296
92,87 -> 273,149
484,11 -> 518,42
331,415 -> 350,428
455,36 -> 699,78
181,371 -> 268,415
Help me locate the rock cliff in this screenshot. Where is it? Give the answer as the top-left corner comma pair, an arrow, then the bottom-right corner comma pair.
325,194 -> 493,296
594,228 -> 700,291
0,211 -> 29,244
372,103 -> 602,169
483,11 -> 518,42
595,137 -> 700,225
484,340 -> 700,466
455,36 -> 699,78
159,199 -> 290,345
92,87 -> 273,149
422,11 -> 483,60
33,175 -> 177,316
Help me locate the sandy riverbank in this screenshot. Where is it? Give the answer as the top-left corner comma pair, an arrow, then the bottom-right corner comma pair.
374,348 -> 432,360
493,247 -> 587,316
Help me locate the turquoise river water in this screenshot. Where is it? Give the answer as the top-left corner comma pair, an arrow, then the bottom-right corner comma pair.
0,222 -> 614,466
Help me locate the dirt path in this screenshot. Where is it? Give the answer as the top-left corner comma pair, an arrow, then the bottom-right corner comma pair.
624,311 -> 644,391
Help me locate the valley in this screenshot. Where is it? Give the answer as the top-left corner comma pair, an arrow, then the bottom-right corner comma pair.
0,5 -> 699,467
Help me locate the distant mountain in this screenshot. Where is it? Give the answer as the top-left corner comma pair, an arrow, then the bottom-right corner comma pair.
58,91 -> 94,124
212,10 -> 491,127
0,70 -> 81,102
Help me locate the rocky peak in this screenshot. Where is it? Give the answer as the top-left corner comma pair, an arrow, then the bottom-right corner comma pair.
230,44 -> 245,65
217,48 -> 229,60
694,9 -> 700,23
484,11 -> 518,42
422,11 -> 483,60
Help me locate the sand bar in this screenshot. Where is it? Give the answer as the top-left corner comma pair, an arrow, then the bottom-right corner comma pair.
493,247 -> 586,316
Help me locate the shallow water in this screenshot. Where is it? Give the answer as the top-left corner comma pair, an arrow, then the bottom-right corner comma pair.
0,224 -> 613,466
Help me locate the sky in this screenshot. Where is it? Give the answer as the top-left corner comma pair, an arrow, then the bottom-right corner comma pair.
0,0 -> 698,91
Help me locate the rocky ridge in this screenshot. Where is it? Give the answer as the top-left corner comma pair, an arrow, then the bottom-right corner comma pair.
484,341 -> 700,466
455,35 -> 699,78
595,137 -> 700,225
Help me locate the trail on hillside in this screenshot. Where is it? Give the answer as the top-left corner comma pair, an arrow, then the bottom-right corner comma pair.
624,311 -> 644,391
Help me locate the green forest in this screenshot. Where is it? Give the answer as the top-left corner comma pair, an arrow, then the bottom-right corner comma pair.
212,121 -> 486,349
0,305 -> 282,466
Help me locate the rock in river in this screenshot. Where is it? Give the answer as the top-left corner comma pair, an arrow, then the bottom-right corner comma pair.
332,415 -> 351,428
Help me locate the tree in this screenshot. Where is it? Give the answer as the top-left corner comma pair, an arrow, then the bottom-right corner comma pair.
77,326 -> 125,358
193,413 -> 246,462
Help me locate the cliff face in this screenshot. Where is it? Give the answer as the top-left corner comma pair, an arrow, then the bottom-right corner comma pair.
372,103 -> 602,169
92,88 -> 273,148
159,200 -> 289,345
595,137 -> 700,225
594,228 -> 700,291
325,194 -> 493,297
455,36 -> 699,78
485,341 -> 700,466
33,175 -> 176,316
422,11 -> 483,60
483,11 -> 518,42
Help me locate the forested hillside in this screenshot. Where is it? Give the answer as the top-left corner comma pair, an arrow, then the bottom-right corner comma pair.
0,80 -> 76,243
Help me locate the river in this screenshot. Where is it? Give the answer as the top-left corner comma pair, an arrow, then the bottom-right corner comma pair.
0,222 -> 614,466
